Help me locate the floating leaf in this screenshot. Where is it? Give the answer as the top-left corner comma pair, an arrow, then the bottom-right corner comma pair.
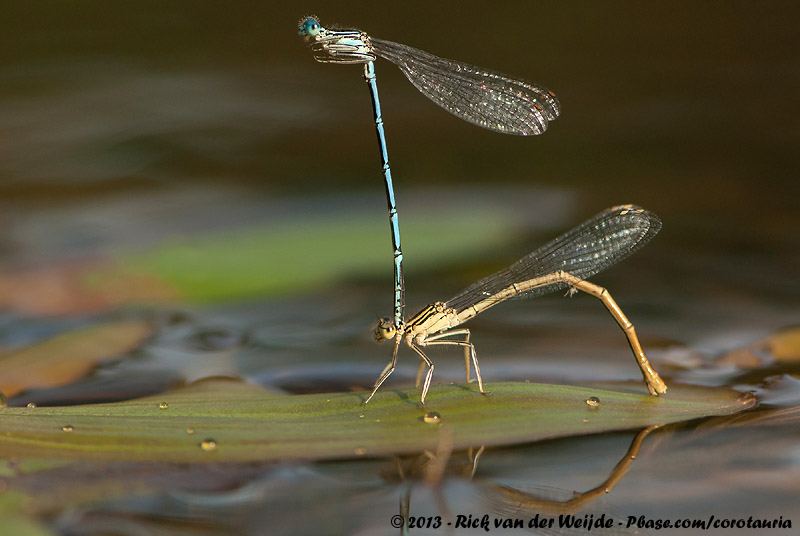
764,326 -> 800,361
0,379 -> 755,462
0,320 -> 153,398
717,325 -> 800,367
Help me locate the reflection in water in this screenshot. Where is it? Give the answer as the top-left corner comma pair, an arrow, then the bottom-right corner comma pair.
394,426 -> 659,534
484,426 -> 659,517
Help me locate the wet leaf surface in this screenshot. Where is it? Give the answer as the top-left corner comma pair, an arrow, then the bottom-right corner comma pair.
0,379 -> 755,463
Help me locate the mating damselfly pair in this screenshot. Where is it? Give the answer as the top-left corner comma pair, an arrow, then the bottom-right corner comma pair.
299,16 -> 667,403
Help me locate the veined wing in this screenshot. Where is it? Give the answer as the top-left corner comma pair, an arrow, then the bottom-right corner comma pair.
446,205 -> 661,312
371,37 -> 560,136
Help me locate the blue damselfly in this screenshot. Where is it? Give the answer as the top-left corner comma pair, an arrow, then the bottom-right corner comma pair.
299,16 -> 561,334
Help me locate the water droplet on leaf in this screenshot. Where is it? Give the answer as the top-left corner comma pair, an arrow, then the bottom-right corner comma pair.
423,411 -> 442,424
199,439 -> 217,451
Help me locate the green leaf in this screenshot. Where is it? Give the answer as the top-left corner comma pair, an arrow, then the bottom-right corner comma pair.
0,201 -> 525,314
106,206 -> 517,302
0,379 -> 755,462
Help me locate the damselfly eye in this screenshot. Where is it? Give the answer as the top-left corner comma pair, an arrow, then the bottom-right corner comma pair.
373,318 -> 395,342
299,17 -> 321,37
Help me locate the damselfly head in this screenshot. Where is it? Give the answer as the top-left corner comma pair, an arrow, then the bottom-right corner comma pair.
373,318 -> 395,342
298,16 -> 322,39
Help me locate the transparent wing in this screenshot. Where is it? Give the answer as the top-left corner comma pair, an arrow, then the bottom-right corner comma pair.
446,205 -> 661,312
371,38 -> 560,136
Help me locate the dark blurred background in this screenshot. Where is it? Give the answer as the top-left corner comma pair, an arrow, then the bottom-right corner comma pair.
3,2 -> 797,196
0,1 -> 798,324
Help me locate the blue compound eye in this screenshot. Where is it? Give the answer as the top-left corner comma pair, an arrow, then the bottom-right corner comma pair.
299,17 -> 321,37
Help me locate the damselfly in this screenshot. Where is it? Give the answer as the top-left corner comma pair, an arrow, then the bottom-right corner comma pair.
298,16 -> 561,334
298,16 -> 560,135
368,205 -> 668,404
